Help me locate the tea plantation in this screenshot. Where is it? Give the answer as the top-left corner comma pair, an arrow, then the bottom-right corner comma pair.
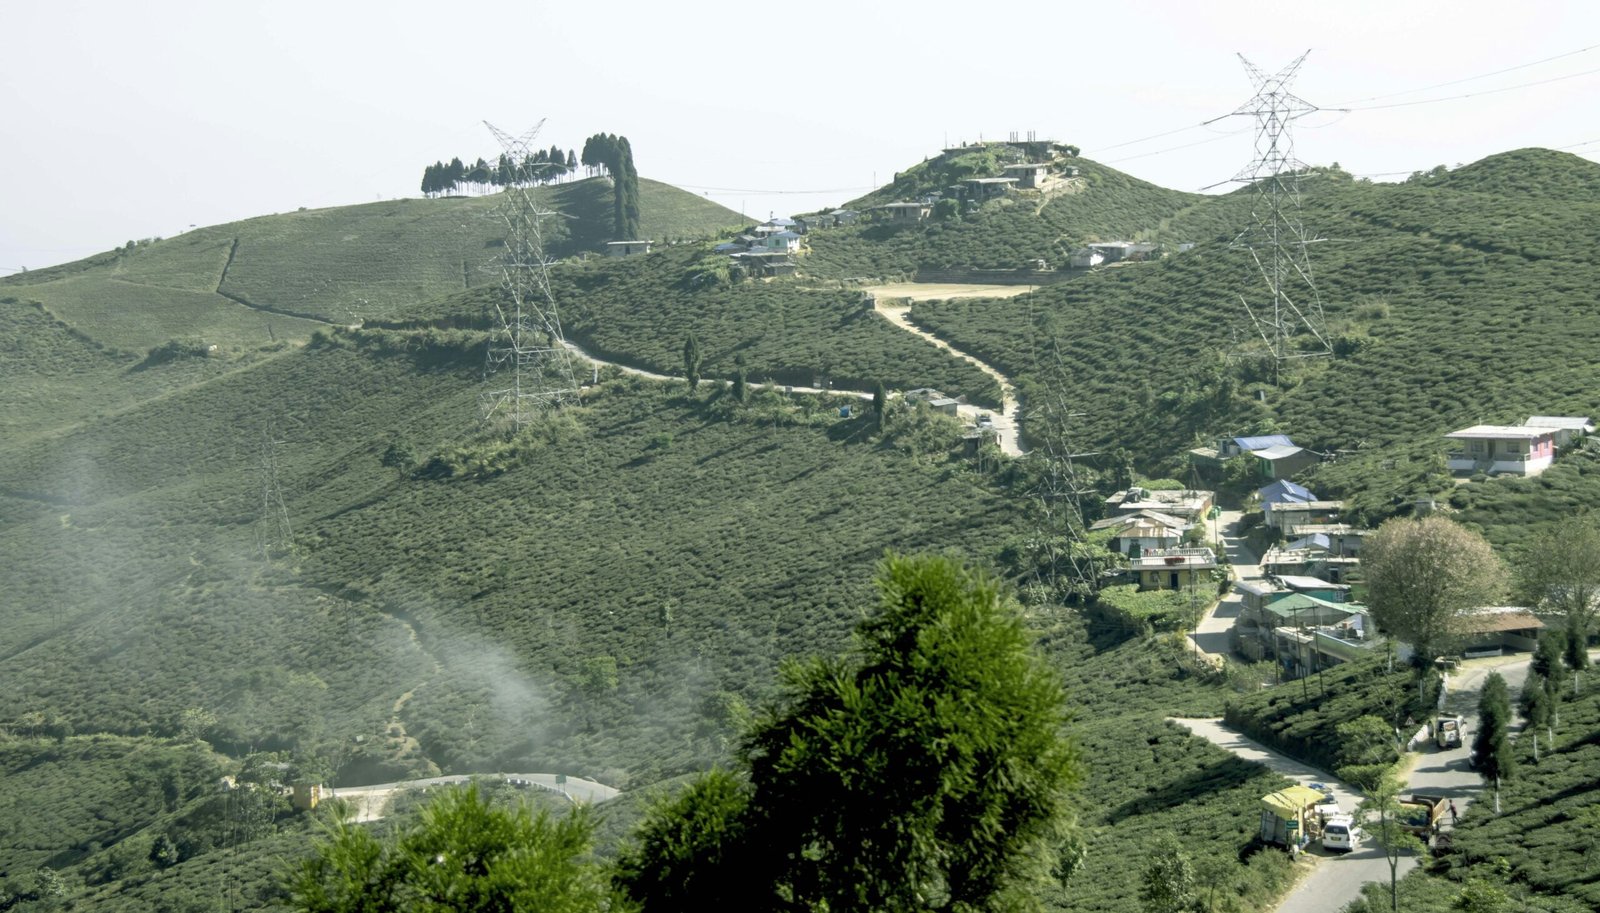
4,147 -> 1600,912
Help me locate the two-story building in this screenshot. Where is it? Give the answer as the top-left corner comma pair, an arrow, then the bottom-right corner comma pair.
1127,547 -> 1219,591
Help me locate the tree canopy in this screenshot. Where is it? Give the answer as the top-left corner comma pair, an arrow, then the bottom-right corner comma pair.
289,786 -> 609,913
1362,515 -> 1507,662
615,553 -> 1082,913
581,133 -> 642,241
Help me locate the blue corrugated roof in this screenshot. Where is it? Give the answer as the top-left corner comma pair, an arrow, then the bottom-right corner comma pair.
1259,479 -> 1315,504
1235,434 -> 1296,451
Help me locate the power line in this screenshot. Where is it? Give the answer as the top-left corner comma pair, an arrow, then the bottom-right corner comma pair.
1102,127 -> 1253,165
1343,64 -> 1600,111
1088,43 -> 1600,164
1331,42 -> 1600,107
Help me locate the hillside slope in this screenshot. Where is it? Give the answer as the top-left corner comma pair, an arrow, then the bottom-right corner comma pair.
0,177 -> 745,351
909,150 -> 1600,525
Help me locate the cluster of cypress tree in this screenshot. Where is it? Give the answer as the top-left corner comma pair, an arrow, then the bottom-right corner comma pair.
419,147 -> 577,197
580,133 -> 641,241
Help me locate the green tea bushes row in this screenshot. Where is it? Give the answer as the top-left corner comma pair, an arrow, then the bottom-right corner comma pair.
1222,655 -> 1432,773
547,248 -> 1003,406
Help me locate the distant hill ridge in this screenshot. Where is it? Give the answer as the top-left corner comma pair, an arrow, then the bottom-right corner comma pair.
0,176 -> 745,350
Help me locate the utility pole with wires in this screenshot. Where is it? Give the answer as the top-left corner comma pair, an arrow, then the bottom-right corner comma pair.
1223,51 -> 1335,369
480,119 -> 581,424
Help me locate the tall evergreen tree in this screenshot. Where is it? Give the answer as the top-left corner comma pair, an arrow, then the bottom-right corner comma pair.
683,332 -> 702,391
1474,671 -> 1515,813
615,554 -> 1082,913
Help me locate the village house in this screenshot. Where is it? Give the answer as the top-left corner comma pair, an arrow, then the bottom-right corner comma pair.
760,231 -> 803,254
1089,509 -> 1191,556
1234,579 -> 1290,614
1257,479 -> 1314,526
603,240 -> 651,257
1103,486 -> 1215,521
1068,248 -> 1105,269
1192,434 -> 1316,478
832,209 -> 862,225
963,176 -> 1019,201
1088,241 -> 1134,262
1261,533 -> 1361,583
795,213 -> 833,233
1253,443 -> 1320,480
1455,607 -> 1545,655
879,202 -> 931,223
903,388 -> 960,415
1274,574 -> 1352,603
1287,523 -> 1366,557
1523,415 -> 1594,448
1242,595 -> 1373,671
1002,162 -> 1050,189
1445,424 -> 1557,476
1126,546 -> 1219,592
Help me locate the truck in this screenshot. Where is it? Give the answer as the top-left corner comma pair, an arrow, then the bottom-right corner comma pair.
1399,793 -> 1448,841
1435,715 -> 1465,749
1259,785 -> 1334,849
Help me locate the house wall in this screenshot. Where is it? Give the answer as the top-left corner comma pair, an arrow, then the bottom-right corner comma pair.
1139,567 -> 1211,591
1259,450 -> 1319,479
1448,435 -> 1556,476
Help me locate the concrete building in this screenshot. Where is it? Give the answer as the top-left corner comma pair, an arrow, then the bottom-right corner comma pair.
1445,424 -> 1557,476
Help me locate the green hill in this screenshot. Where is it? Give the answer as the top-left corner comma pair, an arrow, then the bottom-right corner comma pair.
0,177 -> 745,353
6,144 -> 1600,912
800,144 -> 1209,279
906,151 -> 1600,525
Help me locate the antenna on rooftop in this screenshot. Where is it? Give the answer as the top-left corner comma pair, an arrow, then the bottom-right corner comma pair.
480,119 -> 581,424
1225,51 -> 1333,367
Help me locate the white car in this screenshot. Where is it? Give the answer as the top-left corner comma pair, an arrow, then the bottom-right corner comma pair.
1322,816 -> 1362,852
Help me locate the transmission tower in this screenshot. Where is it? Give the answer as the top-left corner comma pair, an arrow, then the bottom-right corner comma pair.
255,422 -> 292,561
1226,51 -> 1333,363
480,119 -> 580,423
1029,347 -> 1105,603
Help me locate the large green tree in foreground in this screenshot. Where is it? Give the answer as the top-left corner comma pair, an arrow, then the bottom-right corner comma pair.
1362,515 -> 1507,663
615,553 -> 1083,913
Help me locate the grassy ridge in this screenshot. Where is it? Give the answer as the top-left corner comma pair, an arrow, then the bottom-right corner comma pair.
0,177 -> 746,349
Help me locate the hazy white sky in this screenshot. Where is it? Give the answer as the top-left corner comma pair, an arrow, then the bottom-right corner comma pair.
3,0 -> 1597,273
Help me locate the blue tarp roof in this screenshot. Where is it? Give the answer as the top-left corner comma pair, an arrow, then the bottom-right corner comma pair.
1235,434 -> 1296,452
1259,479 -> 1315,505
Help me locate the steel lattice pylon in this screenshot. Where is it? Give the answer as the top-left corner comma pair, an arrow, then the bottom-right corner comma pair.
480,119 -> 580,423
1227,51 -> 1333,362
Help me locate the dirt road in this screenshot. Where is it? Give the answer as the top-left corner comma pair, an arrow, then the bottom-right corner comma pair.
861,282 -> 1040,301
868,299 -> 1023,456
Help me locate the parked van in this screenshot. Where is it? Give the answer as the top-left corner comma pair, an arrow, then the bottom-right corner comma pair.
1322,816 -> 1361,852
